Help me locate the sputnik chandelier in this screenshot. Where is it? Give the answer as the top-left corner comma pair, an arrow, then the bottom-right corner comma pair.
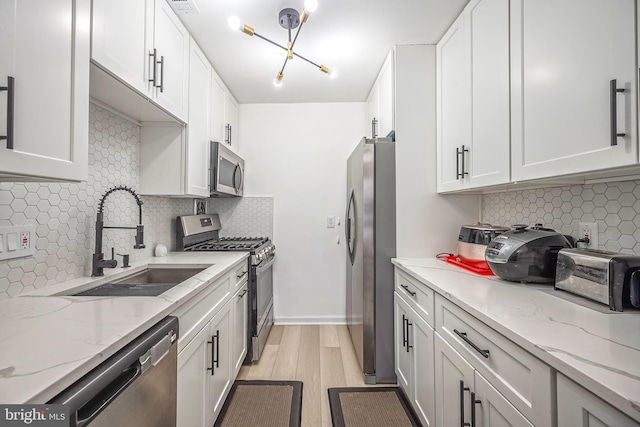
228,0 -> 335,87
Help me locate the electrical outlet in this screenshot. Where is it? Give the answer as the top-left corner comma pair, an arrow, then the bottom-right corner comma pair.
578,222 -> 598,249
327,215 -> 336,228
20,231 -> 30,250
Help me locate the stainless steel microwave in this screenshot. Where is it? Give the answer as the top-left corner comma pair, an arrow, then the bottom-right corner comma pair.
210,141 -> 244,197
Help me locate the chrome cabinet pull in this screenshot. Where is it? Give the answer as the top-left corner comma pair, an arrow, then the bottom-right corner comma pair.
454,329 -> 490,359
148,50 -> 157,86
610,79 -> 626,146
457,145 -> 469,179
400,284 -> 416,297
0,76 -> 14,149
372,117 -> 378,138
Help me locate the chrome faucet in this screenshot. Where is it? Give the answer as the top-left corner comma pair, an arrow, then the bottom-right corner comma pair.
92,186 -> 145,277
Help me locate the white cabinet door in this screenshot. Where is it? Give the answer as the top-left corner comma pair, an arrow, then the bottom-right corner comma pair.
437,12 -> 470,192
91,0 -> 153,96
210,73 -> 226,143
510,0 -> 637,181
152,0 -> 190,122
208,301 -> 232,426
377,52 -> 394,138
394,293 -> 412,392
557,374 -> 639,427
177,323 -> 209,427
185,39 -> 211,198
231,284 -> 248,375
467,0 -> 510,188
366,86 -> 379,138
0,0 -> 89,182
475,372 -> 534,427
411,309 -> 435,427
435,333 -> 475,427
225,92 -> 239,150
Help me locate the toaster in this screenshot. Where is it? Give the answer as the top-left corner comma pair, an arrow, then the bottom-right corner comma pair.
555,248 -> 640,311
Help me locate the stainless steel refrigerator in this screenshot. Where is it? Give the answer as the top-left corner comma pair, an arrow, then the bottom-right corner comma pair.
345,137 -> 396,384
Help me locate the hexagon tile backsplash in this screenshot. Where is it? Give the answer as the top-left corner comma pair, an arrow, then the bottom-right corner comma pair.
0,103 -> 273,300
482,181 -> 640,254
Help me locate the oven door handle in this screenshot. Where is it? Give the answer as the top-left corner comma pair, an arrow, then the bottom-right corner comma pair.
255,256 -> 275,272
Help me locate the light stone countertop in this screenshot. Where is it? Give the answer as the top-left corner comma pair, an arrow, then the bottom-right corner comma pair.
392,257 -> 640,423
0,251 -> 248,404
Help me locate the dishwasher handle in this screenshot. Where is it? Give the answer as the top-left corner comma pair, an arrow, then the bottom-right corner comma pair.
75,363 -> 142,427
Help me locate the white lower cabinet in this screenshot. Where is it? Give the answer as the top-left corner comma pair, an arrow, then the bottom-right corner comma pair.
557,374 -> 639,427
434,334 -> 533,427
175,261 -> 248,427
394,292 -> 435,426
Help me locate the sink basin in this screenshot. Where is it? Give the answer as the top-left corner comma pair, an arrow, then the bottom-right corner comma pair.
72,267 -> 207,297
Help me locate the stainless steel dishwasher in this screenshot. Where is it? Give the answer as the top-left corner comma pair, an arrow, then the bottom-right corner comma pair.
49,317 -> 178,427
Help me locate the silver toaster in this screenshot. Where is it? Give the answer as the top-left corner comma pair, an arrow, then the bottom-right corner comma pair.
555,248 -> 640,311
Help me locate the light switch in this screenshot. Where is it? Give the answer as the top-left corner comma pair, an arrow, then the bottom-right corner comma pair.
327,215 -> 336,228
7,233 -> 17,251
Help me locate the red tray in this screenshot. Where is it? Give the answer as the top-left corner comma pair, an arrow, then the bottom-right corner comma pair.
445,255 -> 494,276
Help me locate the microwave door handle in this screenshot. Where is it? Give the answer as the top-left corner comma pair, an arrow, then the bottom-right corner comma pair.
233,163 -> 243,194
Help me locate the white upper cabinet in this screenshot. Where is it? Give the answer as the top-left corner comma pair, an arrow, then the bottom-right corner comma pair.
91,0 -> 189,122
0,0 -> 90,182
185,38 -> 211,198
366,51 -> 395,139
510,0 -> 637,181
91,0 -> 153,96
437,0 -> 510,193
211,71 -> 240,152
152,0 -> 190,122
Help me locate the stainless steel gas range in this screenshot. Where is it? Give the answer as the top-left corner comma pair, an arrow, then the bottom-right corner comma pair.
176,214 -> 275,362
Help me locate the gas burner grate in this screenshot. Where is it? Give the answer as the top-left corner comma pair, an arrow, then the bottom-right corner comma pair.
185,237 -> 269,252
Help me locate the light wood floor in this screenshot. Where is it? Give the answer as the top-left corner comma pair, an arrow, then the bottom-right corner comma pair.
237,325 -> 386,427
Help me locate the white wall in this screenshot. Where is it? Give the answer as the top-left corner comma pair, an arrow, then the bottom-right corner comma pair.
238,103 -> 366,324
395,45 -> 480,257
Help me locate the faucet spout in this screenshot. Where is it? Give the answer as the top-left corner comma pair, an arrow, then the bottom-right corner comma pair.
92,186 -> 145,277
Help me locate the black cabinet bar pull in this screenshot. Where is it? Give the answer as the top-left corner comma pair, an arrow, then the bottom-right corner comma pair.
207,334 -> 216,375
456,147 -> 461,179
229,125 -> 232,144
225,124 -> 231,145
238,289 -> 248,298
471,391 -> 481,427
214,330 -> 220,368
148,50 -> 157,86
454,329 -> 490,358
158,55 -> 165,92
0,76 -> 14,149
400,284 -> 416,297
460,380 -> 471,427
461,145 -> 469,177
372,117 -> 378,138
402,314 -> 407,348
406,320 -> 413,352
237,271 -> 248,279
610,79 -> 626,146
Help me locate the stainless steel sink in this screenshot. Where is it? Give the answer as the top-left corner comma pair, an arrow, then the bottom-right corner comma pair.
72,267 -> 207,297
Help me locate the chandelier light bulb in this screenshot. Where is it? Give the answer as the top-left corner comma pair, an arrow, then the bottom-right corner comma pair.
304,0 -> 318,13
228,16 -> 241,31
328,68 -> 337,79
273,78 -> 283,87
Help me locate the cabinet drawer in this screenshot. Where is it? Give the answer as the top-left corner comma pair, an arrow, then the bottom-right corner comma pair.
435,295 -> 552,427
396,269 -> 435,327
233,261 -> 249,292
174,274 -> 231,352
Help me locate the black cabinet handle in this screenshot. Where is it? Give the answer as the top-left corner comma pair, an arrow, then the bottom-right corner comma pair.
372,117 -> 378,138
457,145 -> 469,179
610,79 -> 626,146
0,76 -> 14,149
229,125 -> 232,144
157,55 -> 165,92
237,271 -> 248,279
471,391 -> 481,427
238,289 -> 248,298
214,330 -> 220,369
460,380 -> 471,427
401,314 -> 407,348
406,319 -> 413,352
454,329 -> 490,359
207,333 -> 216,375
148,50 -> 157,86
400,284 -> 416,297
225,124 -> 231,145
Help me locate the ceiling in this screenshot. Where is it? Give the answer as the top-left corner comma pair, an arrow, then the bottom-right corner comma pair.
178,0 -> 468,104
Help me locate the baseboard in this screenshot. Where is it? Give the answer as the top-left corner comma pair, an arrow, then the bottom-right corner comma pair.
275,315 -> 347,325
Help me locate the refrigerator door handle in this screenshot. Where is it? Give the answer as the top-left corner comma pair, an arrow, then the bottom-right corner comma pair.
346,189 -> 356,265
